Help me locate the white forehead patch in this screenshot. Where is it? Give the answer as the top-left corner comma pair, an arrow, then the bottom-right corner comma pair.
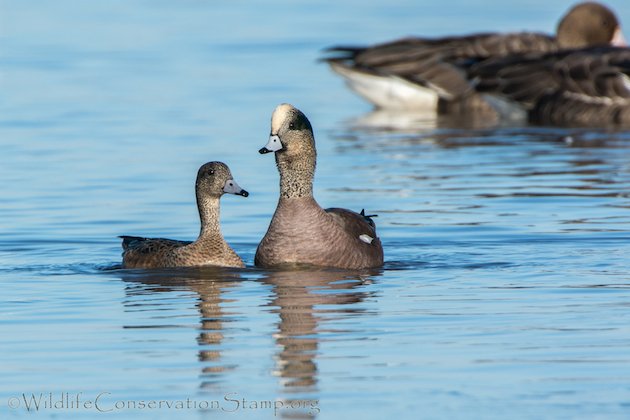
271,103 -> 295,133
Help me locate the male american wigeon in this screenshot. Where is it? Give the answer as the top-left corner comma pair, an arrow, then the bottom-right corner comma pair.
255,104 -> 384,269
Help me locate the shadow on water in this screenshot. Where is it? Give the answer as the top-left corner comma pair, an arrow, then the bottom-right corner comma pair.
335,116 -> 630,151
342,109 -> 509,132
331,107 -> 630,150
343,108 -> 630,139
107,265 -> 381,419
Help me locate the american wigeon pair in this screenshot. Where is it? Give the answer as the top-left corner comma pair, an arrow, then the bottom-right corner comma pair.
121,104 -> 384,270
324,2 -> 629,125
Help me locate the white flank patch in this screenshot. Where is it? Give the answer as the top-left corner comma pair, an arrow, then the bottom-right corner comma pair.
330,62 -> 439,111
271,103 -> 294,133
359,234 -> 374,244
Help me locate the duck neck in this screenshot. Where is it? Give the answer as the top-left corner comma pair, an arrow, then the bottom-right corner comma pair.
197,195 -> 223,239
276,152 -> 315,200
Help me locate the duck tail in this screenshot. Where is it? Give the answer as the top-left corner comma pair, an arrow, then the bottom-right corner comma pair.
360,209 -> 378,227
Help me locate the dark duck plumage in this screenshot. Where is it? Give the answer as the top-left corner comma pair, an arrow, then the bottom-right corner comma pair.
465,46 -> 630,126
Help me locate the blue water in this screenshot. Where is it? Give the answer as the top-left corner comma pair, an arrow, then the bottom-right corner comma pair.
2,1 -> 630,419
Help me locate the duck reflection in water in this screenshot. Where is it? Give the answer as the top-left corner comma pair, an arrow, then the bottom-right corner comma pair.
118,267 -> 243,390
260,268 -> 378,400
116,266 -> 380,417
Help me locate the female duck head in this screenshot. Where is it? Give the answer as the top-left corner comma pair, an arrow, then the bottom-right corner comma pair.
196,161 -> 249,199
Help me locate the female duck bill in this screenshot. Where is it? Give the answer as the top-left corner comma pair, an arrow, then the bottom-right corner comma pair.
223,178 -> 249,197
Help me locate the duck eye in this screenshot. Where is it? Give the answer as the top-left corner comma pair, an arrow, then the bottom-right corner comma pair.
289,122 -> 295,129
209,169 -> 215,175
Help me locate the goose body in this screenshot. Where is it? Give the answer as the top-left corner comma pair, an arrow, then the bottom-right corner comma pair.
324,2 -> 626,115
467,46 -> 630,126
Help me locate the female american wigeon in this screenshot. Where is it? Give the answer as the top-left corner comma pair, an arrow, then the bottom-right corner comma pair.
120,161 -> 248,269
323,2 -> 626,115
255,104 -> 384,270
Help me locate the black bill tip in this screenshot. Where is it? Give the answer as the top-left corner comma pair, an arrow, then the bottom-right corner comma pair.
239,190 -> 249,197
259,147 -> 271,154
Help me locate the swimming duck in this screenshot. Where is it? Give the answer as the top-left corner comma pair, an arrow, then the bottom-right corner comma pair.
255,104 -> 384,269
466,46 -> 630,126
323,2 -> 626,115
120,161 -> 248,269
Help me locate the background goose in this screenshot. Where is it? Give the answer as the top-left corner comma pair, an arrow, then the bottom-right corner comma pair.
323,2 -> 626,116
255,104 -> 384,270
120,161 -> 248,269
465,46 -> 630,126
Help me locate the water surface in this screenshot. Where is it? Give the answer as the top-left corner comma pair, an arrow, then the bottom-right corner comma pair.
2,1 -> 630,419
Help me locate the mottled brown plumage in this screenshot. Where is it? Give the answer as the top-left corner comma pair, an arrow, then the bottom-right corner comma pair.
120,162 -> 248,269
468,46 -> 630,126
255,104 -> 384,270
323,2 -> 625,115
